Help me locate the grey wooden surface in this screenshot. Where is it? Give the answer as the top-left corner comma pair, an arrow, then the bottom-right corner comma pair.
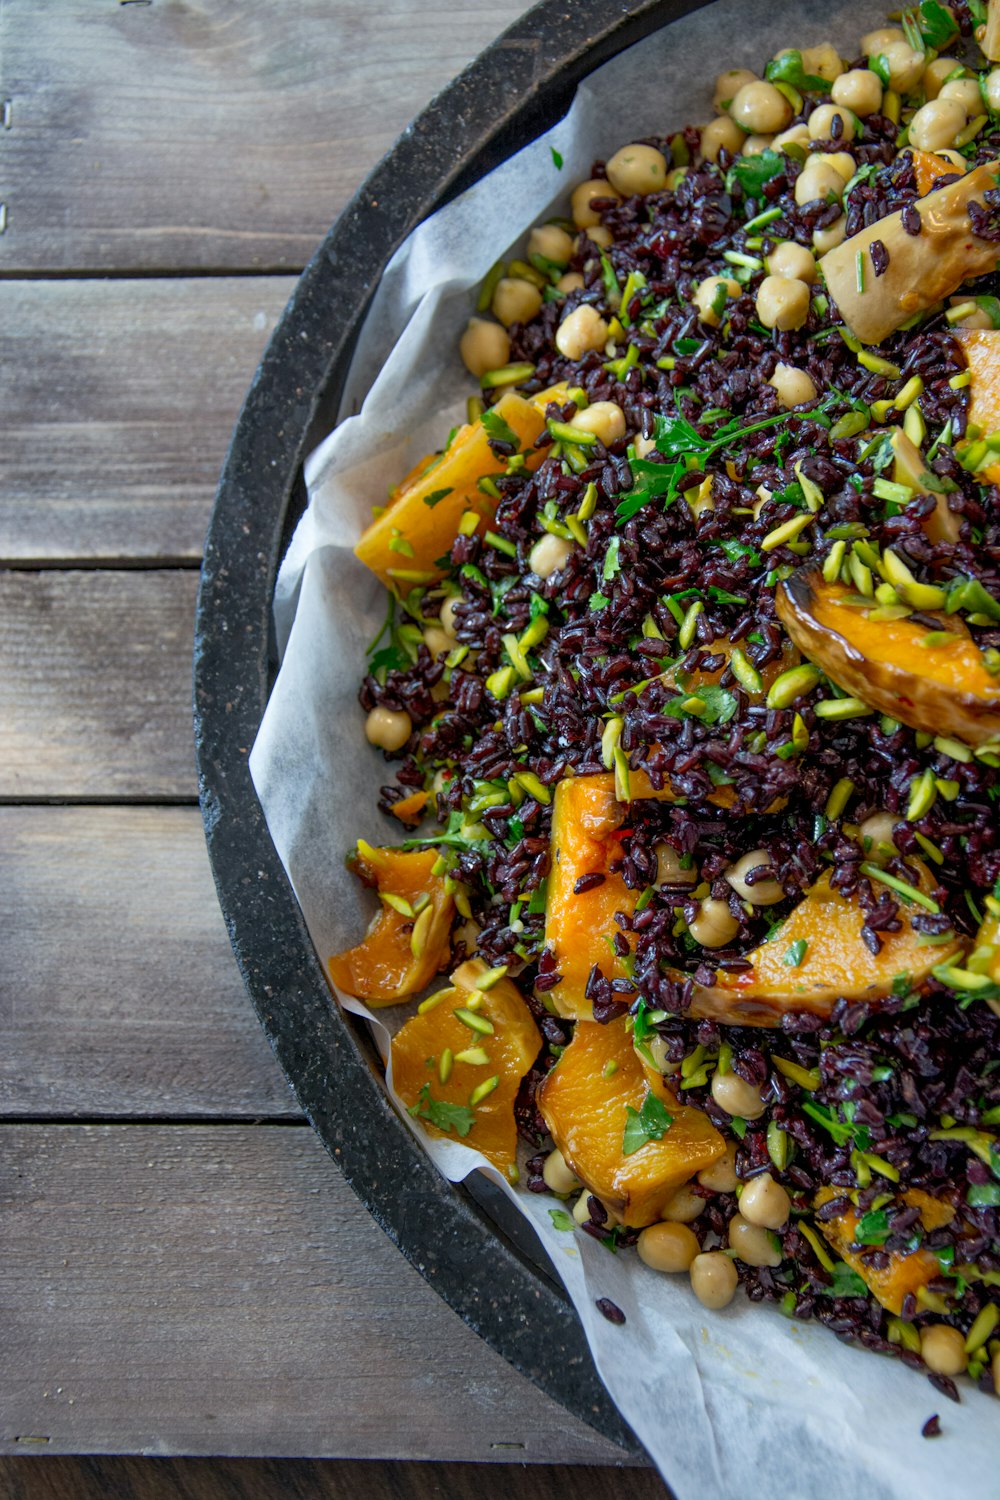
0,0 -> 650,1481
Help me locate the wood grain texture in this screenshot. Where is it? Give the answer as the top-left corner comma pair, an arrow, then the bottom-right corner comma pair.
0,806 -> 296,1118
0,279 -> 294,564
0,570 -> 198,798
0,1456 -> 668,1500
0,0 -> 527,273
0,1124 -> 631,1466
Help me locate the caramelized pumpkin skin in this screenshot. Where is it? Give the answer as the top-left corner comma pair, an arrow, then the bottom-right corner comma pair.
391,959 -> 541,1175
537,1017 -> 725,1227
544,775 -> 637,1020
776,565 -> 1000,745
814,1187 -> 955,1315
354,392 -> 547,589
685,864 -> 964,1028
327,843 -> 454,1005
955,328 -> 1000,485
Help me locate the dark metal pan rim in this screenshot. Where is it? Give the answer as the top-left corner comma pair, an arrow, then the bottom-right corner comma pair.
194,0 -> 712,1459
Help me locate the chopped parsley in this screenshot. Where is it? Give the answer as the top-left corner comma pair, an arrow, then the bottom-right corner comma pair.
622,1092 -> 674,1157
409,1084 -> 475,1137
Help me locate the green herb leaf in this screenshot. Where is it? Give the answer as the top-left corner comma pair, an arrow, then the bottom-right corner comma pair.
968,1182 -> 1000,1208
422,487 -> 454,509
603,536 -> 623,583
589,591 -> 611,611
765,49 -> 829,92
917,0 -> 958,47
481,408 -> 519,449
548,1207 -> 575,1230
368,643 -> 410,675
622,1092 -> 674,1157
551,147 -> 564,170
855,1208 -> 890,1246
783,938 -> 808,968
663,683 -> 738,726
802,1100 -> 855,1148
817,1261 -> 869,1299
727,148 -> 787,198
409,1083 -> 476,1137
718,538 -> 762,566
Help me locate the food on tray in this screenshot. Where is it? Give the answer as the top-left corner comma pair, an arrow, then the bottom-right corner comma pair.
330,0 -> 1000,1398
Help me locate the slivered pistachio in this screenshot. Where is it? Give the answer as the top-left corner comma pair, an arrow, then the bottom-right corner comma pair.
729,647 -> 763,694
825,777 -> 854,820
410,903 -> 435,958
455,1046 -> 491,1066
761,512 -> 814,552
469,1075 -> 499,1106
454,1007 -> 495,1035
906,767 -> 938,822
813,697 -> 873,720
381,892 -> 415,918
766,663 -> 821,710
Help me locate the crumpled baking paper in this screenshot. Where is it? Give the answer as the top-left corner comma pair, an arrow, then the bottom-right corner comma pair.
249,2 -> 1000,1492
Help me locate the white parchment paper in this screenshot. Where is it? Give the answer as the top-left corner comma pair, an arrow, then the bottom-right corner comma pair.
250,3 -> 1000,1492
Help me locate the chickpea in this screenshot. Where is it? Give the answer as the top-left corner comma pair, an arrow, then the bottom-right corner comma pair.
570,400 -> 626,446
711,1070 -> 767,1120
807,103 -> 856,143
555,303 -> 609,360
920,1324 -> 968,1377
713,67 -> 758,112
738,1173 -> 792,1230
422,626 -> 453,660
365,706 -> 412,752
572,1188 -> 593,1225
773,124 -> 811,153
700,116 -> 746,165
728,1213 -> 783,1268
800,42 -> 845,84
882,41 -> 925,94
794,159 -> 847,207
985,68 -> 1000,114
768,362 -> 818,409
570,177 -> 621,229
585,225 -> 614,248
642,1032 -> 680,1076
725,848 -> 785,905
812,214 -> 847,253
831,68 -> 883,118
860,25 -> 904,55
741,133 -> 775,156
557,271 -> 585,294
528,532 -> 574,580
491,277 -> 543,329
858,811 -> 898,863
908,97 -> 967,153
439,596 -> 461,638
689,897 -> 740,949
606,141 -> 668,197
824,151 -> 857,183
693,274 -> 741,328
730,80 -> 793,135
755,275 -> 810,332
698,1141 -> 739,1194
638,1220 -> 700,1273
458,317 -> 510,379
655,842 -> 697,887
633,434 -> 658,459
923,57 -> 963,100
660,1183 -> 705,1224
949,294 -> 991,328
939,77 -> 982,117
542,1147 -> 581,1196
527,223 -> 575,267
689,1251 -> 739,1309
768,240 -> 816,283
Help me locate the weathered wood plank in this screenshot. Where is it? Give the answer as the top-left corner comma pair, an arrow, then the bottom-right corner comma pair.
0,806 -> 297,1118
0,1124 -> 630,1465
0,0 -> 527,273
0,1456 -> 666,1499
0,279 -> 293,564
0,570 -> 198,798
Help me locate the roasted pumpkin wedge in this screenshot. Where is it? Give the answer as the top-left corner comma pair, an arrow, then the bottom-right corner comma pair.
820,161 -> 1000,344
354,391 -> 547,589
954,328 -> 1000,485
683,863 -> 964,1028
537,1017 -> 725,1227
544,775 -> 638,1020
776,565 -> 1000,745
814,1186 -> 955,1315
328,842 -> 455,1005
390,958 -> 541,1176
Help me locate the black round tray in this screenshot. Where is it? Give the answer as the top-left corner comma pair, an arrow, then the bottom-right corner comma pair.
194,0 -> 710,1457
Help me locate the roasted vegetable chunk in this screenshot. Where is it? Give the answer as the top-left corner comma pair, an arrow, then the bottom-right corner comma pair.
537,1017 -> 725,1227
390,959 -> 541,1176
328,843 -> 454,1005
685,864 -> 963,1028
820,162 -> 1000,344
776,565 -> 1000,745
955,328 -> 1000,485
814,1187 -> 955,1315
354,392 -> 547,589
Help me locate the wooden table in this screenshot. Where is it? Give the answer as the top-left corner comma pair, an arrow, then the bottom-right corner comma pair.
1,3 -> 666,1492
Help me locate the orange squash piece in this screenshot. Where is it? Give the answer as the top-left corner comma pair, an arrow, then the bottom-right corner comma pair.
910,148 -> 957,198
685,863 -> 964,1028
537,1017 -> 725,1227
328,842 -> 454,1006
814,1186 -> 955,1315
390,958 -> 541,1175
954,328 -> 1000,484
776,565 -> 1000,745
388,789 -> 430,827
354,391 -> 547,589
544,775 -> 638,1020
